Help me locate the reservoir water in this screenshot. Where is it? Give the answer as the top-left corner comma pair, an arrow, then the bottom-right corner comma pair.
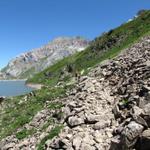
0,80 -> 33,97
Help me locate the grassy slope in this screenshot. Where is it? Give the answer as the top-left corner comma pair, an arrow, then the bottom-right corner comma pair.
0,86 -> 66,140
27,10 -> 150,86
0,10 -> 150,145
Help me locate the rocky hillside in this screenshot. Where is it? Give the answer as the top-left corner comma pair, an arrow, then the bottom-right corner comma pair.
42,35 -> 150,150
0,33 -> 150,150
0,10 -> 150,150
27,10 -> 150,85
0,37 -> 89,79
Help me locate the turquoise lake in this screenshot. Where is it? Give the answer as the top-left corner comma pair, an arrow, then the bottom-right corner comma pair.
0,80 -> 33,97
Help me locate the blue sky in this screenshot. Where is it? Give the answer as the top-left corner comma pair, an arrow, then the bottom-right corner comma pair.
0,0 -> 149,69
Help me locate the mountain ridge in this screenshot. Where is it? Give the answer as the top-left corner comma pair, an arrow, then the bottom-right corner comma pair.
0,36 -> 89,79
27,10 -> 150,85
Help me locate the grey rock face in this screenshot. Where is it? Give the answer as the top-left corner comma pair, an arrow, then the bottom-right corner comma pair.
1,37 -> 89,79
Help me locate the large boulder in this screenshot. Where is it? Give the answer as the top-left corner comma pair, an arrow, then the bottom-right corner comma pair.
67,116 -> 84,127
121,121 -> 144,149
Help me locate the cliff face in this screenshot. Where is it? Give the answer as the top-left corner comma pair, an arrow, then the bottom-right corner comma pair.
1,37 -> 89,79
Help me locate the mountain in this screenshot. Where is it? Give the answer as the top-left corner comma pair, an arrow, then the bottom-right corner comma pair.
0,10 -> 150,150
0,37 -> 89,79
27,10 -> 150,85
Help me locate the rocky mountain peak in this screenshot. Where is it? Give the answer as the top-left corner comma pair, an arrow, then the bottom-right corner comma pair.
0,36 -> 89,79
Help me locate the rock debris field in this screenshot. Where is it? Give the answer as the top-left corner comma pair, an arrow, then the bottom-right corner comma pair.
0,35 -> 150,150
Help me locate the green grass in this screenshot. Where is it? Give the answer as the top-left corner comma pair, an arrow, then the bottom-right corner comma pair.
41,119 -> 53,131
37,125 -> 63,150
27,52 -> 80,86
47,102 -> 64,109
19,67 -> 36,79
16,129 -> 36,140
0,86 -> 66,140
27,10 -> 150,86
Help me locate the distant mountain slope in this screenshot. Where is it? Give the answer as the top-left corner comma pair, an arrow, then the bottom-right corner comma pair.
27,10 -> 150,85
0,37 -> 89,79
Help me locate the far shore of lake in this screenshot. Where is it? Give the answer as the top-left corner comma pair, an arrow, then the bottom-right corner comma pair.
26,83 -> 43,90
0,79 -> 43,90
0,79 -> 27,81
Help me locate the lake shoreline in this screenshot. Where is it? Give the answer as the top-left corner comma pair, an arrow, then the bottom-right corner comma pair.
0,79 -> 27,81
0,79 -> 42,93
26,83 -> 43,90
